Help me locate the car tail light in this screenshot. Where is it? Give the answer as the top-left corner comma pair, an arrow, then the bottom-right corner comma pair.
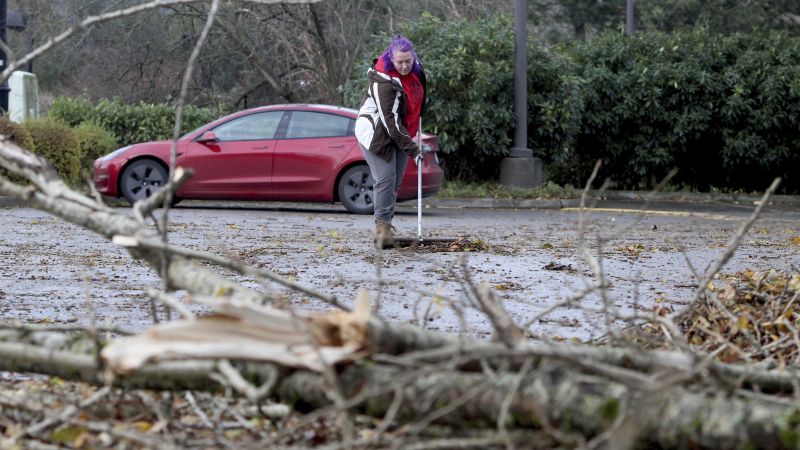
420,134 -> 440,165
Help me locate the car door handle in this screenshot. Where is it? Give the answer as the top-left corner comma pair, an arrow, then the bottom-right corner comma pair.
328,144 -> 345,149
253,145 -> 270,150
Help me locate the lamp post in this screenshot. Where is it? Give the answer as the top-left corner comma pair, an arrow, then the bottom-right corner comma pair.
0,0 -> 8,113
0,5 -> 28,114
626,0 -> 635,35
500,0 -> 542,188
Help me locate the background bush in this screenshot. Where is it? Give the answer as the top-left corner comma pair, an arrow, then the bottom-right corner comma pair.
37,27 -> 800,193
345,14 -> 580,181
0,116 -> 36,184
347,22 -> 800,192
563,29 -> 800,192
396,14 -> 516,180
0,116 -> 35,151
48,97 -> 218,147
74,121 -> 118,174
563,30 -> 725,189
341,15 -> 507,179
48,97 -> 93,128
22,118 -> 81,186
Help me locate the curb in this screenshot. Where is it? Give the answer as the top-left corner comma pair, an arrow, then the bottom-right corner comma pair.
422,197 -> 578,209
0,196 -> 27,208
591,190 -> 800,207
1,190 -> 799,210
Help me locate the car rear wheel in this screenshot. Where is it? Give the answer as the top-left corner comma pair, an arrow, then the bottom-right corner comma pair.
119,159 -> 168,204
337,165 -> 375,214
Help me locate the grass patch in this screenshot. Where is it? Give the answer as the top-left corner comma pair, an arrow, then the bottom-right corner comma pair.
437,180 -> 580,199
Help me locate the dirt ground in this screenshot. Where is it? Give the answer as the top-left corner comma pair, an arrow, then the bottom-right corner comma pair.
2,200 -> 799,342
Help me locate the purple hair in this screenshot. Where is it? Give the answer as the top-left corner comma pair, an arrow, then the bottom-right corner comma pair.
380,35 -> 422,75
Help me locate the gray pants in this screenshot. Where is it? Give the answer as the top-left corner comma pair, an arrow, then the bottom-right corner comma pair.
360,144 -> 408,224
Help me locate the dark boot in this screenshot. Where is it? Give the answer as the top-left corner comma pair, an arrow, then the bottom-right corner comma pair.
374,222 -> 395,249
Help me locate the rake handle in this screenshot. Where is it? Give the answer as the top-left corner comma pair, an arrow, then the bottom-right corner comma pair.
417,118 -> 423,242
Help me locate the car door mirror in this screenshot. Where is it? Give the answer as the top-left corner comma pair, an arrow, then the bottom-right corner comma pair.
197,131 -> 218,143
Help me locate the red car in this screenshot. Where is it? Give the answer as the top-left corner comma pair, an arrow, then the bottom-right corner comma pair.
93,104 -> 444,213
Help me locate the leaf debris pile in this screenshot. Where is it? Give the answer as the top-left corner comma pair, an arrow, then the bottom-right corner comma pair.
675,270 -> 800,364
402,237 -> 492,253
0,378 -> 374,449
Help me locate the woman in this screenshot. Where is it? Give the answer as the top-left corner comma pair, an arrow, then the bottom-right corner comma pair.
355,35 -> 427,248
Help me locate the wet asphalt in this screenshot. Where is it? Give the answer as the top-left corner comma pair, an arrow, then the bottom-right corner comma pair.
1,199 -> 798,341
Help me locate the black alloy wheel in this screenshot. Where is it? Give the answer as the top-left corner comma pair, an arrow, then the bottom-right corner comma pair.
119,159 -> 169,204
337,165 -> 375,214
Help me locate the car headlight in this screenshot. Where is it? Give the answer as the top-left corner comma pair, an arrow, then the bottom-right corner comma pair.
101,146 -> 132,161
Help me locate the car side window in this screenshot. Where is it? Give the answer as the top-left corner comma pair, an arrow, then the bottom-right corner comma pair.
285,111 -> 352,139
212,111 -> 283,141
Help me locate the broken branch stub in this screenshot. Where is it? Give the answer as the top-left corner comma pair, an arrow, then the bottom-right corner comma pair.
101,291 -> 372,373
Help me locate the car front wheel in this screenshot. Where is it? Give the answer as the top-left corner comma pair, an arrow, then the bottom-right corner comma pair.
119,159 -> 169,204
337,165 -> 375,214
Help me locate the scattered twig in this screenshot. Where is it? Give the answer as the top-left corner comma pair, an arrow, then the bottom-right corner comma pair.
12,386 -> 110,442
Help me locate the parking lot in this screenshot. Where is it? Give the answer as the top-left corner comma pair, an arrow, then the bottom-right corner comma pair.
1,199 -> 799,341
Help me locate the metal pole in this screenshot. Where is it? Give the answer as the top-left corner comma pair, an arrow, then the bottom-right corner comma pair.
510,0 -> 531,157
626,0 -> 635,35
500,0 -> 541,188
0,0 -> 9,113
27,24 -> 33,73
417,118 -> 423,241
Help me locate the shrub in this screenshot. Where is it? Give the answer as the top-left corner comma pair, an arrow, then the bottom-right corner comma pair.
47,97 -> 218,147
344,14 -> 582,181
345,14 -> 516,180
0,116 -> 35,184
23,118 -> 81,186
402,14 -> 517,180
715,33 -> 800,192
48,96 -> 94,127
562,29 -> 800,192
0,116 -> 35,151
74,121 -> 118,175
346,19 -> 800,192
562,30 -> 725,188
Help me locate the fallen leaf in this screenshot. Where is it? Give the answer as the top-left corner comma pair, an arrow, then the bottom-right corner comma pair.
225,429 -> 244,439
50,425 -> 88,447
131,421 -> 152,432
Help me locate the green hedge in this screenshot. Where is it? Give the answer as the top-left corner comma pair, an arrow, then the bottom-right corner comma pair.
564,30 -> 800,191
0,116 -> 35,184
74,121 -> 118,173
22,118 -> 81,186
48,97 -> 218,148
344,15 -> 584,181
395,14 -> 516,180
0,116 -> 34,151
348,17 -> 800,192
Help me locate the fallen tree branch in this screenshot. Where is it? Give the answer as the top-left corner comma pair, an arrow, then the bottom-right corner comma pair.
275,359 -> 800,448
